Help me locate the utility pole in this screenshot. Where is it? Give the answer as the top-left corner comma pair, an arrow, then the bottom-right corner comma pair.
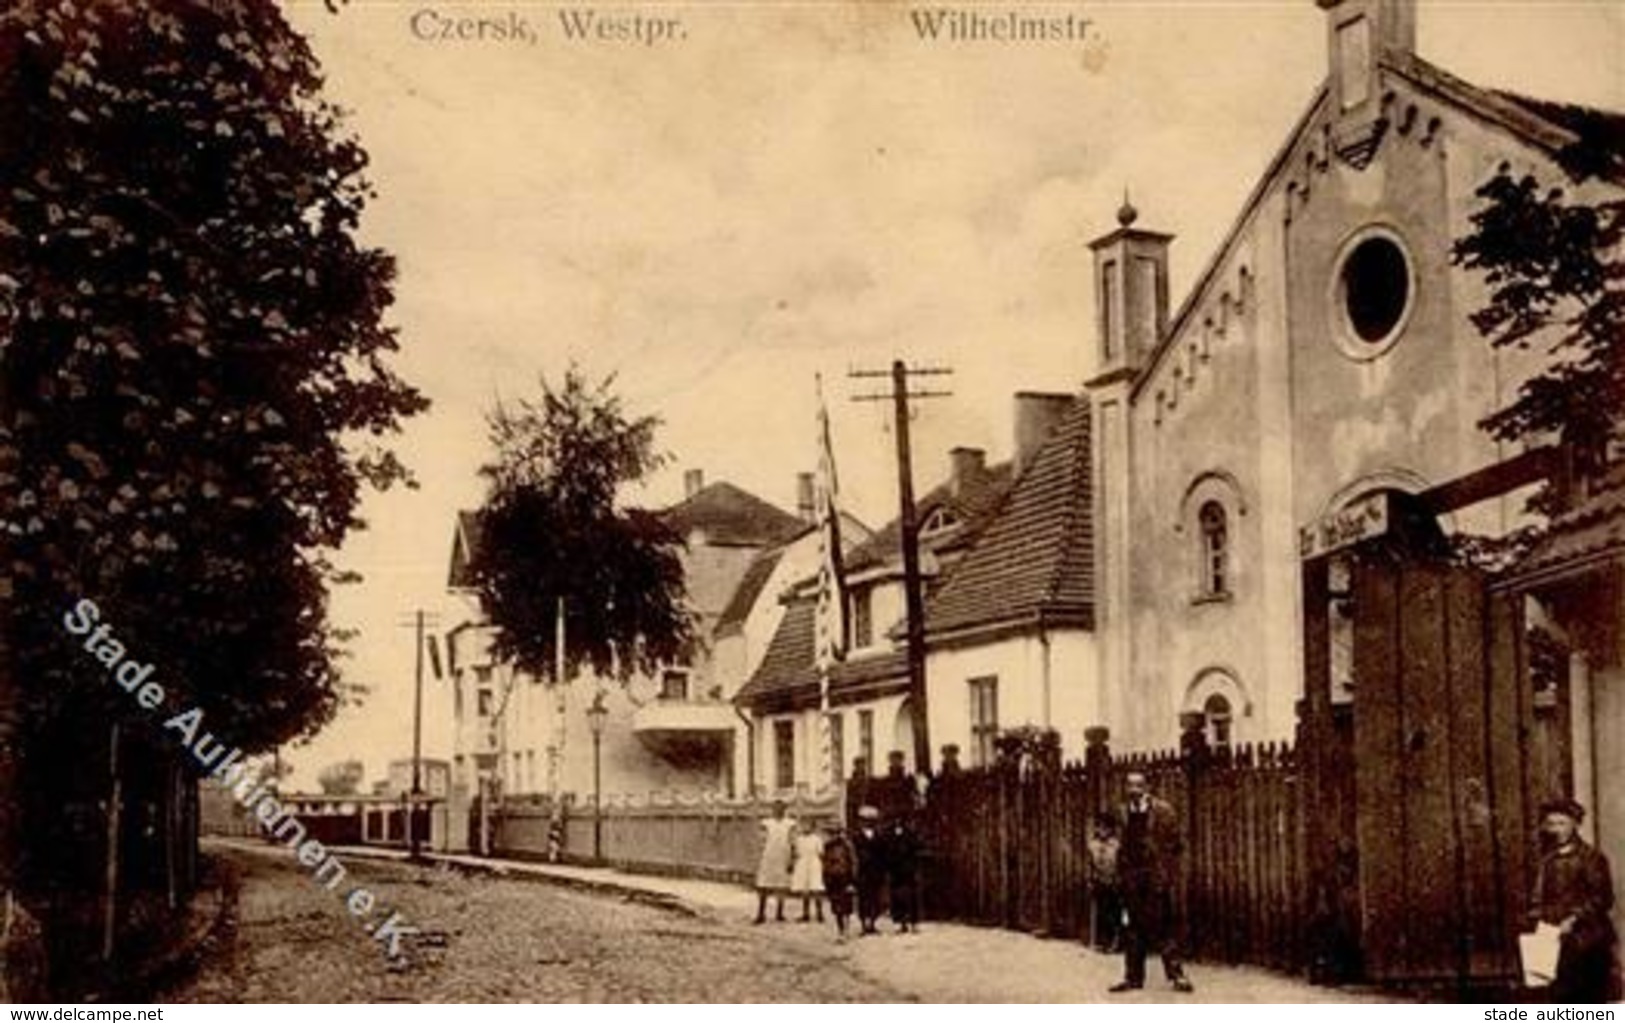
398,609 -> 439,860
851,360 -> 952,776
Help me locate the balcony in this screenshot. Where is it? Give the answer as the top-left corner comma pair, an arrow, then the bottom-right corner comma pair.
631,699 -> 737,763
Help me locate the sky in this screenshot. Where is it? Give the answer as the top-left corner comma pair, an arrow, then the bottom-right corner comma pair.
272,0 -> 1625,790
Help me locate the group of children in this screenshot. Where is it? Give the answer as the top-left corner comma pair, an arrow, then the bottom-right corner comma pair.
753,801 -> 922,941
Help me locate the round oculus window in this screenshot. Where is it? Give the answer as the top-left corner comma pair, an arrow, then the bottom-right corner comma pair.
1332,228 -> 1414,359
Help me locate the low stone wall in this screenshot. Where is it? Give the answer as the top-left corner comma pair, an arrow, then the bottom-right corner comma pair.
495,795 -> 840,883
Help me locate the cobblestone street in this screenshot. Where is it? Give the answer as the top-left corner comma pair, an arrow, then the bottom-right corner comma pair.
162,846 -> 913,1002
159,843 -> 1398,1003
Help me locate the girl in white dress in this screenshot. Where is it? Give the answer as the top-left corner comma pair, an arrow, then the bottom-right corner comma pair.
790,817 -> 827,923
754,800 -> 796,924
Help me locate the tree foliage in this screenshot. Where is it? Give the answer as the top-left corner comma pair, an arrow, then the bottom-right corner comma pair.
317,758 -> 364,796
468,369 -> 693,681
0,0 -> 427,753
1451,126 -> 1625,502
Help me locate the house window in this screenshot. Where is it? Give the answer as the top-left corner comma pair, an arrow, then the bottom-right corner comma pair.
660,669 -> 689,701
1203,693 -> 1233,751
969,676 -> 999,767
477,689 -> 493,718
773,720 -> 796,792
857,709 -> 875,777
851,587 -> 874,649
827,713 -> 845,787
1199,500 -> 1229,598
454,677 -> 464,719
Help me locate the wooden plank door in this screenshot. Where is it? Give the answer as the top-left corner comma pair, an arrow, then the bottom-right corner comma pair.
1352,551 -> 1523,987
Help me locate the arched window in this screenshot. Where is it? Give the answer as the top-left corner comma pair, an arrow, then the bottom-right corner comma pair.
1184,668 -> 1249,749
1199,500 -> 1229,597
1203,693 -> 1233,751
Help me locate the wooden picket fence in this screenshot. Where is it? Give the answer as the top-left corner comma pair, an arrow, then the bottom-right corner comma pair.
918,725 -> 1311,974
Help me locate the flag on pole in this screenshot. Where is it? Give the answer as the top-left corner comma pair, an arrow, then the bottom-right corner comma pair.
426,633 -> 443,681
813,376 -> 847,793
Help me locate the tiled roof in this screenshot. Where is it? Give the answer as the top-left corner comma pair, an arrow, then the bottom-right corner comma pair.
1493,91 -> 1625,181
662,481 -> 806,547
1514,467 -> 1625,584
715,548 -> 784,636
734,599 -> 909,711
924,398 -> 1095,638
846,462 -> 1015,572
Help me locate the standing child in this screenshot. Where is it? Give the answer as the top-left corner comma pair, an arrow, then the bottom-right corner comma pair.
852,805 -> 887,935
791,817 -> 827,923
753,800 -> 796,924
821,823 -> 858,942
1087,811 -> 1124,953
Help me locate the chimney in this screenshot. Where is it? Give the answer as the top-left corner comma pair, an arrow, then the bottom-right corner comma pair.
1013,392 -> 1074,472
949,447 -> 986,497
683,468 -> 704,499
796,472 -> 816,523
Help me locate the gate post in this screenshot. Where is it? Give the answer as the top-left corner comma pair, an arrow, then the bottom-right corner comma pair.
1084,726 -> 1111,815
1083,726 -> 1111,948
1179,712 -> 1209,959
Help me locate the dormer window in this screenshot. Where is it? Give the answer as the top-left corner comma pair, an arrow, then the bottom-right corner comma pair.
921,506 -> 960,536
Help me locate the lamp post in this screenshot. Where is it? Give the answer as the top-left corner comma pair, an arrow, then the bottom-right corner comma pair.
586,692 -> 608,864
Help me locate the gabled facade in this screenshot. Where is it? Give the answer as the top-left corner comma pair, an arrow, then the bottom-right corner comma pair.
734,419 -> 1032,791
1088,0 -> 1623,754
923,395 -> 1097,769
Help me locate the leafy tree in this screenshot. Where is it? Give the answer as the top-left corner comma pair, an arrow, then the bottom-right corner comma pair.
468,368 -> 693,681
0,0 -> 425,979
1451,118 -> 1625,512
0,0 -> 425,742
317,759 -> 364,796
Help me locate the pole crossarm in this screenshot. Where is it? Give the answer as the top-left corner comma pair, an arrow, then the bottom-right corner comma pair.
850,390 -> 955,402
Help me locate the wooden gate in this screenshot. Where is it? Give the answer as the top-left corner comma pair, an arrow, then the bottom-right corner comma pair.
1348,545 -> 1529,987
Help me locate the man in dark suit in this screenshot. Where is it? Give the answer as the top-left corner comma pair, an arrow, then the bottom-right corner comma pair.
1109,771 -> 1194,994
1530,797 -> 1620,1003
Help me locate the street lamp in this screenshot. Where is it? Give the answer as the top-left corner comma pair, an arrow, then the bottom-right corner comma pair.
586,691 -> 609,864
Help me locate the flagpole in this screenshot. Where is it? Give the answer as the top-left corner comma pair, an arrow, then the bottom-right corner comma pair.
813,374 -> 846,811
